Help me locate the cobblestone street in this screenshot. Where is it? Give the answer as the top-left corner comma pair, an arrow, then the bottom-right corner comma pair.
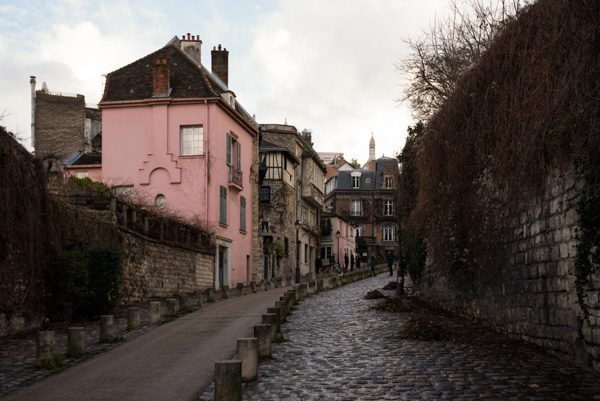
243,274 -> 600,401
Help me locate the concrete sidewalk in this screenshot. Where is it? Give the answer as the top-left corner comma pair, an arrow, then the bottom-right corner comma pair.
2,287 -> 289,401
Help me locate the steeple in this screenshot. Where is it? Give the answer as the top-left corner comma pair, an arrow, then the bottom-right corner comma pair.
363,132 -> 377,170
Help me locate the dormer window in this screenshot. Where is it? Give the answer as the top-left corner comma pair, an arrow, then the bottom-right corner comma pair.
221,91 -> 236,109
351,172 -> 362,189
385,176 -> 393,188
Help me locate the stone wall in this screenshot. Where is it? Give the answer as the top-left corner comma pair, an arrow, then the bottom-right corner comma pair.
414,165 -> 600,371
119,231 -> 215,303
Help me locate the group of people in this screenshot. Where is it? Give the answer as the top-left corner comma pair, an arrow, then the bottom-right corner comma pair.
315,251 -> 396,278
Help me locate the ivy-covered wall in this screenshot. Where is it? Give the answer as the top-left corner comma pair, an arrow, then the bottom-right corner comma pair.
414,165 -> 599,371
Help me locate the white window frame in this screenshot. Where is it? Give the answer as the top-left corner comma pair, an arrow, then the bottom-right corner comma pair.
350,200 -> 362,216
383,225 -> 396,242
355,226 -> 363,237
181,126 -> 203,156
385,176 -> 393,188
384,200 -> 394,216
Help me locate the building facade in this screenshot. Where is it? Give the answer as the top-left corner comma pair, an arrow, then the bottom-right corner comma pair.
319,212 -> 356,269
255,124 -> 326,283
324,156 -> 400,263
100,35 -> 259,289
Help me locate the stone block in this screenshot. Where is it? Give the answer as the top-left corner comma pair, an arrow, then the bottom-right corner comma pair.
150,301 -> 161,324
237,283 -> 244,296
222,285 -> 230,299
250,281 -> 257,292
127,307 -> 141,331
237,338 -> 258,381
254,324 -> 271,357
207,289 -> 215,302
262,313 -> 278,339
267,307 -> 281,331
100,315 -> 114,343
67,327 -> 85,358
166,298 -> 178,316
177,293 -> 189,309
36,331 -> 55,368
214,360 -> 242,401
194,290 -> 203,306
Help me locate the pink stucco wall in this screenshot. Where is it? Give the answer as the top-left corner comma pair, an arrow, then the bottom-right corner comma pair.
101,99 -> 255,288
63,165 -> 103,182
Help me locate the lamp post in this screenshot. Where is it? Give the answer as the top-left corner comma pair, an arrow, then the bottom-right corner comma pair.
336,230 -> 341,267
295,220 -> 301,283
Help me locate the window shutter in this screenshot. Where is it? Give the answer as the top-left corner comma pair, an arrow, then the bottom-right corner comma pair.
226,133 -> 232,166
220,186 -> 227,224
237,141 -> 242,171
240,196 -> 246,231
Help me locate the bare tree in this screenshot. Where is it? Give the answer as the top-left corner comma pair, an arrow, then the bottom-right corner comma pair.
397,0 -> 529,121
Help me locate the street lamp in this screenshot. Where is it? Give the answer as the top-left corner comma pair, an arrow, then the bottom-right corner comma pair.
295,220 -> 301,283
336,230 -> 341,267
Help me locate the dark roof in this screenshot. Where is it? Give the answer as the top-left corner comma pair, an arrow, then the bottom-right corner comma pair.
259,139 -> 300,165
101,42 -> 257,129
329,157 -> 398,190
63,152 -> 102,166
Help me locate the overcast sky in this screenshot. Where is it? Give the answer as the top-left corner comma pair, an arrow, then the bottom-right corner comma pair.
0,0 -> 457,165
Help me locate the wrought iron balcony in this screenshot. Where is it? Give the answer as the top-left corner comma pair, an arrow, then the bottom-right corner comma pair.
229,166 -> 243,190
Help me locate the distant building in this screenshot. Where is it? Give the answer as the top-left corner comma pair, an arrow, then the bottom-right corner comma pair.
319,212 -> 356,269
257,123 -> 326,283
324,155 -> 399,262
30,77 -> 101,175
317,151 -> 344,166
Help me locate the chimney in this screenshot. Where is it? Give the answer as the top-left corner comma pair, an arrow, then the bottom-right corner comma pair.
153,59 -> 170,96
211,44 -> 229,87
30,76 -> 36,149
181,33 -> 202,66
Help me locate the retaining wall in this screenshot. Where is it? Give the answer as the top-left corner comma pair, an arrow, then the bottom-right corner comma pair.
414,165 -> 600,371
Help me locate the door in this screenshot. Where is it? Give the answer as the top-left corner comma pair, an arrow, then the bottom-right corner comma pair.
219,246 -> 225,288
264,256 -> 269,281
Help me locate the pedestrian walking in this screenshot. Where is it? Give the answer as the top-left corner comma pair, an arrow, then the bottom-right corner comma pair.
369,255 -> 376,277
387,252 -> 394,276
315,254 -> 322,278
356,254 -> 361,270
344,253 -> 349,271
350,252 -> 355,271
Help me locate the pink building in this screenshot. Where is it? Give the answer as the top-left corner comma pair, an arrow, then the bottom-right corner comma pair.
99,35 -> 258,289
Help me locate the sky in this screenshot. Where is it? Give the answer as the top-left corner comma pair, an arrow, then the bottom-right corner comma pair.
0,0 -> 458,165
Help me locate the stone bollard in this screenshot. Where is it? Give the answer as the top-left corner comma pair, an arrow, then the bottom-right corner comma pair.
207,289 -> 215,302
177,293 -> 189,309
214,360 -> 242,401
222,285 -> 229,300
299,283 -> 308,298
262,313 -> 278,340
261,280 -> 267,291
36,331 -> 55,368
293,284 -> 301,300
308,281 -> 316,294
194,290 -> 203,307
276,301 -> 287,322
267,307 -> 281,332
317,279 -> 323,292
127,307 -> 141,331
100,315 -> 114,343
251,281 -> 257,292
237,338 -> 258,381
67,327 -> 85,358
254,324 -> 272,357
166,298 -> 178,316
150,301 -> 161,324
237,283 -> 244,296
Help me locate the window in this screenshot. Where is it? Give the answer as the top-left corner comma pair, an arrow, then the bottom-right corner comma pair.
385,176 -> 393,188
345,224 -> 348,236
355,226 -> 363,237
383,225 -> 396,242
260,186 -> 270,203
351,200 -> 362,216
75,171 -> 88,179
304,244 -> 308,263
384,200 -> 394,216
226,132 -> 242,171
240,196 -> 246,231
352,176 -> 360,188
181,126 -> 203,155
219,186 -> 227,224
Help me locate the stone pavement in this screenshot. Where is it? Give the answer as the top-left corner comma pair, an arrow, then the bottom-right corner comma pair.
243,273 -> 600,401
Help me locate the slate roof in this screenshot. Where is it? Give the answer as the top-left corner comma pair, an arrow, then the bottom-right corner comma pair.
329,156 -> 398,191
101,41 -> 257,129
63,152 -> 102,166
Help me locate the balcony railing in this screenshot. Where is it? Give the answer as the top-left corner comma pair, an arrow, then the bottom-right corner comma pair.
229,166 -> 243,189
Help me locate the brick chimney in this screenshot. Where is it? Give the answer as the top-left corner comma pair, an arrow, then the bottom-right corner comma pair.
181,33 -> 202,66
211,44 -> 229,87
153,59 -> 170,96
